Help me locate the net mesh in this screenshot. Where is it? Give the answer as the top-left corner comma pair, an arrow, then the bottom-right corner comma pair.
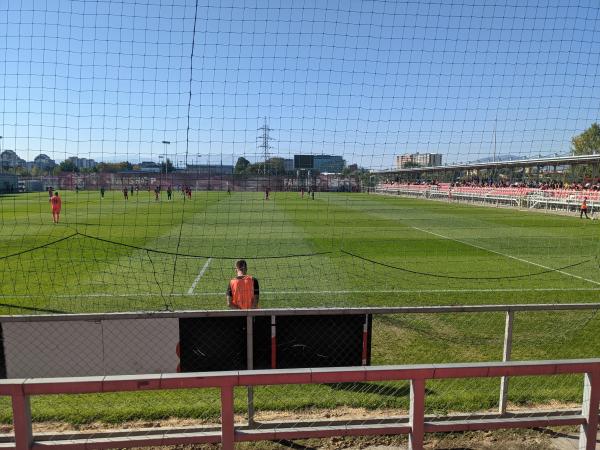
0,0 -> 599,314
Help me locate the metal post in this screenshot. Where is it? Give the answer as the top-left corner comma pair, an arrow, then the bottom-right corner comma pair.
499,310 -> 514,414
12,392 -> 32,450
246,315 -> 255,427
409,378 -> 425,450
579,371 -> 600,450
361,314 -> 369,366
220,386 -> 235,450
271,315 -> 277,369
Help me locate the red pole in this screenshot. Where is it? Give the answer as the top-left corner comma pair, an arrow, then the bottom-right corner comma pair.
271,315 -> 277,369
220,386 -> 235,450
361,314 -> 369,366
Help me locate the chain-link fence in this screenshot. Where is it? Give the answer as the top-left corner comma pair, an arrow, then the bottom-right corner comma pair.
0,304 -> 597,447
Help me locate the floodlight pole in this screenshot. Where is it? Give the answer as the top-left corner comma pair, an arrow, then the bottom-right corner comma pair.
158,155 -> 164,186
162,141 -> 170,178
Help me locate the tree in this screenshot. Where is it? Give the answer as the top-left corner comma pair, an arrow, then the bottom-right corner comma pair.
96,161 -> 132,173
570,123 -> 600,179
265,157 -> 285,175
58,159 -> 79,173
159,158 -> 174,173
234,157 -> 250,174
571,123 -> 600,155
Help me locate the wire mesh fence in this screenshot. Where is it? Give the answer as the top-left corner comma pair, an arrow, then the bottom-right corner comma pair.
0,303 -> 597,438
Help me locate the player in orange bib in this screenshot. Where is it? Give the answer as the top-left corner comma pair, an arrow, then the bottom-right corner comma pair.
226,260 -> 259,309
50,192 -> 62,223
580,196 -> 590,219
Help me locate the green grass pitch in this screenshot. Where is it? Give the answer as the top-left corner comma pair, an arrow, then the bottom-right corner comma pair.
0,190 -> 599,423
1,190 -> 599,313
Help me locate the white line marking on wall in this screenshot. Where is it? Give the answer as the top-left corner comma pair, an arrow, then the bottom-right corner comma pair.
187,258 -> 213,294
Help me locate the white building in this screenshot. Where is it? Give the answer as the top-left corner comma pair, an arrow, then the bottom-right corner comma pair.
66,156 -> 97,169
396,153 -> 442,169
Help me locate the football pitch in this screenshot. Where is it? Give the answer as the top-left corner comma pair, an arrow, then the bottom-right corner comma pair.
0,191 -> 600,314
1,190 -> 599,314
1,190 -> 599,423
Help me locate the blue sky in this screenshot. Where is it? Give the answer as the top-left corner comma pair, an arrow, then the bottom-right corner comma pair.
1,0 -> 599,168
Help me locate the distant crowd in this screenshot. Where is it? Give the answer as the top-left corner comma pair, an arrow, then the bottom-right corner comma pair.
392,179 -> 600,191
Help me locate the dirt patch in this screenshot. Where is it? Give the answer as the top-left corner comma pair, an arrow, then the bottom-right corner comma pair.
0,405 -> 582,449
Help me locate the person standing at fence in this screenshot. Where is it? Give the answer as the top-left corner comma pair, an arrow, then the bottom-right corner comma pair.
50,192 -> 62,223
580,196 -> 589,219
227,259 -> 259,309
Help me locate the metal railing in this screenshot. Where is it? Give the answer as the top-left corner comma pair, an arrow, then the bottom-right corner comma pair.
2,359 -> 599,450
375,186 -> 597,213
1,302 -> 599,423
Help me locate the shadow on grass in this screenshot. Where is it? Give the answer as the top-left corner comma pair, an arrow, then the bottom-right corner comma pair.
0,302 -> 69,315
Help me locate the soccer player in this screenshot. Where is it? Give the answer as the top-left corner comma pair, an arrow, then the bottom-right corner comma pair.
265,187 -> 270,200
226,260 -> 259,309
123,187 -> 129,200
580,196 -> 590,219
167,186 -> 172,200
50,192 -> 62,223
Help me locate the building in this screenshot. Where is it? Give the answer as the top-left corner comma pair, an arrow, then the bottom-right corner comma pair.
18,179 -> 44,192
293,154 -> 345,173
184,164 -> 234,176
33,154 -> 57,171
283,158 -> 294,172
0,174 -> 18,193
0,150 -> 26,170
396,153 -> 442,169
66,156 -> 97,170
137,161 -> 161,173
313,155 -> 345,173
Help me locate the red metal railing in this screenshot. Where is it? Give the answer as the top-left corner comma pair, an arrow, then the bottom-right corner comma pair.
2,359 -> 599,450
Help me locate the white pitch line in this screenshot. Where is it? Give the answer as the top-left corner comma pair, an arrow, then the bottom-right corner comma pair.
187,257 -> 213,295
411,225 -> 600,286
1,287 -> 600,299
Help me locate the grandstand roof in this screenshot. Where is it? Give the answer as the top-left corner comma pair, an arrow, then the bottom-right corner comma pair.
375,154 -> 600,175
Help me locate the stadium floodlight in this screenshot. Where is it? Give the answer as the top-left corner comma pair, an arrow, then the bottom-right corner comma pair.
161,141 -> 170,176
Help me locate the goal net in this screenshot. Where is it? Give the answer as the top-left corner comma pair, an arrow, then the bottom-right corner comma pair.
1,0 -> 599,314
